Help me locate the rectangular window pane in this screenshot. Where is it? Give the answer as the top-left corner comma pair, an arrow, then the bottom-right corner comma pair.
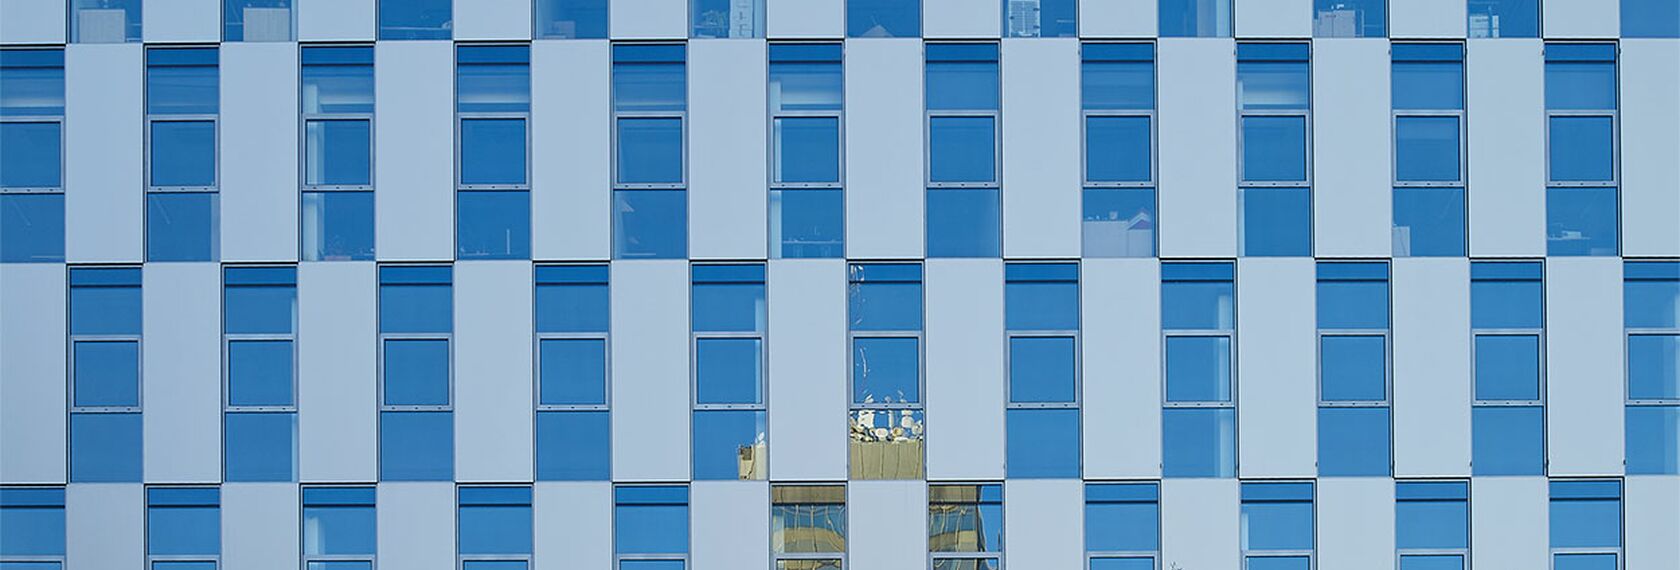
70,268 -> 143,336
853,337 -> 920,405
224,268 -> 297,333
849,265 -> 923,331
1162,408 -> 1235,477
379,267 -> 452,334
540,338 -> 607,406
1624,0 -> 1680,37
378,0 -> 451,39
691,0 -> 763,37
224,412 -> 296,481
1316,407 -> 1390,476
146,192 -> 219,262
1241,116 -> 1308,182
228,340 -> 294,406
1470,264 -> 1543,328
1471,405 -> 1544,475
1240,187 -> 1312,257
535,266 -> 610,333
536,0 -> 608,38
536,410 -> 610,480
1474,335 -> 1541,401
1627,406 -> 1680,474
1320,336 -> 1386,401
1396,116 -> 1461,182
1081,45 -> 1155,110
71,412 -> 141,482
928,484 -> 1003,552
302,487 -> 375,556
458,487 -> 533,555
0,488 -> 66,557
0,121 -> 61,188
612,45 -> 686,112
1629,335 -> 1680,400
1085,483 -> 1159,552
150,120 -> 217,187
1396,483 -> 1468,550
771,485 -> 846,554
692,410 -> 767,480
301,190 -> 375,261
1316,266 -> 1389,329
1313,0 -> 1386,37
1553,554 -> 1618,570
456,47 -> 530,114
1082,187 -> 1156,258
1161,264 -> 1234,330
73,340 -> 140,407
456,190 -> 531,260
1086,116 -> 1151,183
1240,483 -> 1314,551
613,189 -> 687,259
770,189 -> 844,259
1546,186 -> 1619,256
461,118 -> 528,186
1159,0 -> 1232,37
301,47 -> 374,114
1006,408 -> 1080,478
383,339 -> 450,407
769,46 -> 842,112
1247,556 -> 1311,570
773,117 -> 840,184
1006,0 -> 1077,37
1547,116 -> 1615,182
146,50 -> 218,115
929,116 -> 998,184
1392,186 -> 1466,257
1392,50 -> 1464,110
379,411 -> 453,481
849,409 -> 926,480
926,188 -> 1001,258
692,265 -> 767,332
1625,263 -> 1680,328
71,0 -> 143,43
1238,51 -> 1309,111
617,118 -> 683,185
305,119 -> 371,187
1545,57 -> 1617,111
1,49 -> 66,115
0,193 -> 65,263
696,338 -> 764,405
1005,265 -> 1079,330
1165,336 -> 1231,402
847,0 -> 921,37
224,0 -> 293,41
614,486 -> 690,555
926,45 -> 1000,111
1468,0 -> 1538,37
1549,482 -> 1621,549
147,488 -> 219,556
1090,559 -> 1156,570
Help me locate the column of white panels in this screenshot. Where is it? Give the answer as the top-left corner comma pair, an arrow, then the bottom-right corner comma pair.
844,39 -> 924,259
142,263 -> 221,483
65,45 -> 144,263
66,484 -> 143,570
610,261 -> 690,481
925,259 -> 1006,480
143,0 -> 220,43
1626,476 -> 1680,570
1157,39 -> 1236,258
692,482 -> 771,570
0,0 -> 66,43
924,0 -> 998,38
1542,0 -> 1619,39
767,0 -> 843,37
374,42 -> 455,261
220,43 -> 299,263
1161,479 -> 1239,570
848,481 -> 927,569
1545,258 -> 1624,476
296,0 -> 375,41
1001,39 -> 1080,259
377,483 -> 456,570
534,482 -> 613,570
298,262 -> 378,482
532,40 -> 611,261
767,260 -> 848,480
1312,39 -> 1391,258
1003,480 -> 1082,570
1080,0 -> 1154,37
454,0 -> 533,40
1318,478 -> 1396,570
689,40 -> 769,260
1466,40 -> 1545,257
0,264 -> 66,483
1619,41 -> 1680,257
454,261 -> 535,482
1235,0 -> 1311,38
610,0 -> 686,38
1391,258 -> 1472,477
1235,259 -> 1316,478
1390,0 -> 1468,38
1470,477 -> 1548,570
1081,258 -> 1161,478
222,484 -> 299,570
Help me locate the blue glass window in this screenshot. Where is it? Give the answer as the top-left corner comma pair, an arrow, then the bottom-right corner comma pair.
150,120 -> 217,188
1468,0 -> 1538,37
1240,186 -> 1311,257
1314,0 -> 1385,37
1396,117 -> 1461,182
1162,262 -> 1235,331
1316,407 -> 1390,476
692,410 -> 767,480
1005,0 -> 1076,37
1008,337 -> 1077,402
456,190 -> 530,260
1396,482 -> 1468,552
1159,0 -> 1231,37
617,117 -> 683,185
1082,188 -> 1156,258
147,48 -> 219,116
304,120 -> 371,186
1470,262 -> 1544,476
1624,261 -> 1680,330
1549,481 -> 1621,556
928,484 -> 1003,558
774,117 -> 840,184
147,488 -> 219,557
1472,406 -> 1544,475
848,0 -> 920,37
459,487 -> 532,556
1545,45 -> 1618,111
614,486 -> 689,557
1317,262 -> 1389,330
1086,116 -> 1152,183
849,263 -> 923,331
1241,116 -> 1308,182
771,189 -> 843,259
613,45 -> 687,113
70,413 -> 142,483
852,337 -> 920,405
73,341 -> 140,407
1392,44 -> 1465,111
1317,264 -> 1391,477
0,50 -> 64,191
1628,335 -> 1679,401
613,189 -> 687,259
456,47 -> 531,261
69,268 -> 143,483
1006,263 -> 1079,479
1082,44 -> 1155,111
1546,186 -> 1619,257
1626,406 -> 1680,474
692,265 -> 768,480
301,46 -> 374,262
223,267 -> 298,482
224,412 -> 296,482
1390,44 -> 1466,259
849,263 -> 924,480
1162,408 -> 1235,478
301,191 -> 373,261
539,339 -> 607,406
302,47 -> 374,115
1162,261 -> 1238,478
302,487 -> 375,559
537,410 -> 610,481
379,410 -> 453,481
769,45 -> 844,259
692,0 -> 763,37
224,0 -> 293,41
1,487 -> 65,558
771,484 -> 845,560
1085,483 -> 1158,556
0,122 -> 61,189
926,44 -> 1000,259
378,266 -> 452,481
1624,0 -> 1680,37
536,264 -> 610,333
926,188 -> 1001,258
1,193 -> 64,263
378,0 -> 450,39
1005,408 -> 1080,478
535,265 -> 609,481
1392,186 -> 1465,257
1470,262 -> 1543,329
1545,44 -> 1618,258
70,0 -> 142,43
1241,483 -> 1314,566
1166,336 -> 1232,402
1548,117 -> 1615,182
1626,261 -> 1680,474
380,266 -> 453,333
537,0 -> 608,38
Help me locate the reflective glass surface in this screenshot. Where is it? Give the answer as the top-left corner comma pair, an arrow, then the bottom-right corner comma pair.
926,188 -> 1001,258
379,411 -> 453,481
536,410 -> 611,481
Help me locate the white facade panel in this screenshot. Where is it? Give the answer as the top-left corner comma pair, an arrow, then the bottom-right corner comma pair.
1467,39 -> 1545,257
925,259 -> 1006,480
1004,479 -> 1082,570
1542,0 -> 1619,39
0,0 -> 67,44
65,44 -> 144,264
298,262 -> 378,482
1081,258 -> 1162,478
1317,478 -> 1396,570
1236,0 -> 1312,38
692,481 -> 771,570
1392,258 -> 1472,477
219,43 -> 299,263
454,0 -> 533,40
924,0 -> 999,38
1626,476 -> 1680,570
534,482 -> 614,570
1080,0 -> 1156,37
689,40 -> 769,260
66,484 -> 143,570
143,0 -> 220,42
1157,39 -> 1237,258
454,261 -> 535,482
610,260 -> 690,481
1619,40 -> 1680,257
767,260 -> 848,480
374,41 -> 455,261
142,263 -> 222,483
377,482 -> 456,570
1312,38 -> 1392,258
222,483 -> 299,570
1235,258 -> 1317,478
844,39 -> 924,259
610,0 -> 687,39
296,0 -> 375,41
532,40 -> 611,261
1545,257 -> 1624,476
1390,0 -> 1467,38
0,264 -> 67,483
848,481 -> 927,569
1001,39 -> 1080,259
1161,478 -> 1239,570
1470,477 -> 1548,570
767,0 -> 843,37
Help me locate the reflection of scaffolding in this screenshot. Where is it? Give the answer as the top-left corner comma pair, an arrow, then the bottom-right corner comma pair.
848,409 -> 925,479
1007,0 -> 1040,37
735,438 -> 768,480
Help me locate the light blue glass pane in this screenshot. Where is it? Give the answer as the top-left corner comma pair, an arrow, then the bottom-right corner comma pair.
146,192 -> 219,262
613,189 -> 687,259
150,121 -> 216,187
457,61 -> 530,114
620,562 -> 685,570
691,0 -> 763,37
1474,335 -> 1540,401
1393,62 -> 1464,110
1396,117 -> 1461,182
1159,0 -> 1231,36
1162,408 -> 1236,477
225,285 -> 296,335
692,410 -> 767,480
615,502 -> 689,554
70,279 -> 140,336
1242,501 -> 1314,551
377,0 -> 451,39
1086,116 -> 1151,183
1089,559 -> 1155,570
300,59 -> 373,115
1471,406 -> 1544,475
71,0 -> 143,42
769,59 -> 842,113
1313,0 -> 1385,37
1626,278 -> 1680,329
1550,498 -> 1621,548
1240,187 -> 1312,257
774,117 -> 840,184
1006,281 -> 1078,331
927,60 -> 998,111
457,190 -> 531,260
302,504 -> 375,556
301,191 -> 374,261
696,338 -> 763,404
71,412 -> 141,482
462,563 -> 526,570
613,61 -> 686,113
539,338 -> 606,406
771,189 -> 844,259
847,0 -> 920,37
1471,276 -> 1541,329
0,504 -> 65,556
1086,501 -> 1158,551
1239,62 -> 1309,110
0,193 -> 65,263
228,340 -> 294,406
536,410 -> 611,481
1546,186 -> 1619,257
148,504 -> 220,555
1624,0 -> 1680,37
225,412 -> 296,482
1006,408 -> 1080,478
926,188 -> 1001,258
0,122 -> 61,188
1397,499 -> 1468,550
853,337 -> 920,405
0,562 -> 63,570
1241,116 -> 1307,181
1400,555 -> 1463,570
535,282 -> 608,334
1626,406 -> 1679,474
1548,116 -> 1614,182
1005,0 -> 1078,36
617,118 -> 683,185
459,503 -> 533,554
379,411 -> 453,481
1082,187 -> 1156,257
151,562 -> 217,570
1393,186 -> 1465,257
1468,0 -> 1538,37
1629,335 -> 1680,400
1166,337 -> 1230,403
1246,557 -> 1310,570
223,0 -> 293,41
383,339 -> 449,407
1317,407 -> 1391,476
1320,336 -> 1386,401
536,0 -> 608,38
1317,279 -> 1388,330
73,341 -> 140,407
146,62 -> 217,115
306,563 -> 373,570
0,57 -> 65,115
1162,280 -> 1232,330
929,117 -> 997,183
1082,59 -> 1154,111
461,119 -> 528,186
380,284 -> 451,333
693,280 -> 766,333
1546,62 -> 1617,111
1553,554 -> 1618,570
850,281 -> 922,331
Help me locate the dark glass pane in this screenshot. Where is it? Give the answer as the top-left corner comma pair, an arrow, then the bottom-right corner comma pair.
0,193 -> 65,263
300,50 -> 374,114
1549,496 -> 1621,548
228,340 -> 294,406
70,412 -> 142,482
613,189 -> 687,259
1471,406 -> 1544,475
379,282 -> 452,333
1468,0 -> 1538,37
1005,408 -> 1080,478
774,117 -> 841,184
383,339 -> 450,407
1623,0 -> 1680,37
1238,61 -> 1308,110
1627,335 -> 1679,400
535,269 -> 609,333
692,410 -> 767,480
771,189 -> 844,259
1546,186 -> 1619,257
1162,408 -> 1235,477
1241,116 -> 1307,181
1085,498 -> 1158,551
1474,335 -> 1541,401
150,121 -> 217,187
1392,186 -> 1465,257
302,494 -> 375,556
225,283 -> 297,336
1393,60 -> 1464,110
301,191 -> 375,261
379,411 -> 454,481
926,188 -> 1001,258
692,273 -> 767,333
1081,53 -> 1154,111
1006,275 -> 1078,331
1626,406 -> 1680,475
377,0 -> 452,39
460,119 -> 528,186
617,118 -> 683,185
1240,187 -> 1312,257
1086,116 -> 1152,183
696,338 -> 764,405
224,412 -> 296,482
926,54 -> 998,111
849,280 -> 923,331
1396,116 -> 1461,182
1545,60 -> 1617,111
1241,498 -> 1313,550
0,122 -> 61,188
1166,336 -> 1231,402
1320,336 -> 1386,401
73,341 -> 141,407
853,337 -> 920,405
1317,278 -> 1389,329
929,117 -> 997,183
539,338 -> 607,406
146,192 -> 219,262
614,492 -> 689,554
459,498 -> 533,555
1317,407 -> 1390,476
456,190 -> 531,260
1548,116 -> 1614,182
536,410 -> 611,481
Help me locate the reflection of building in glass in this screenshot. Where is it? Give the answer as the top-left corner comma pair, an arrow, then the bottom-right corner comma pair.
1006,0 -> 1040,37
736,436 -> 768,480
773,485 -> 845,570
929,484 -> 1003,570
1082,207 -> 1154,258
847,409 -> 926,480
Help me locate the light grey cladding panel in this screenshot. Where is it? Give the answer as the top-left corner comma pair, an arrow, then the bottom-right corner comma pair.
767,0 -> 842,37
535,482 -> 613,570
1390,0 -> 1467,38
0,0 -> 66,43
1318,478 -> 1396,570
1542,0 -> 1619,38
297,0 -> 375,40
1626,476 -> 1680,570
1467,39 -> 1545,257
532,40 -> 611,261
1161,478 -> 1239,570
1392,258 -> 1472,477
455,261 -> 535,482
925,259 -> 1006,480
142,263 -> 222,483
66,484 -> 143,570
1080,0 -> 1155,37
845,39 -> 925,259
222,483 -> 300,570
1545,257 -> 1624,476
689,40 -> 769,260
610,0 -> 686,38
1620,40 -> 1680,257
377,482 -> 456,570
692,482 -> 771,570
0,264 -> 67,483
298,262 -> 378,482
1312,38 -> 1392,258
220,42 -> 300,263
454,0 -> 533,39
1003,480 -> 1082,570
611,260 -> 691,481
925,0 -> 999,37
1082,258 -> 1161,479
1236,0 -> 1311,37
143,0 -> 220,42
1157,39 -> 1237,258
375,41 -> 455,261
1002,39 -> 1080,259
1235,258 -> 1317,478
65,44 -> 144,263
848,481 -> 927,569
1470,476 -> 1548,570
767,260 -> 848,480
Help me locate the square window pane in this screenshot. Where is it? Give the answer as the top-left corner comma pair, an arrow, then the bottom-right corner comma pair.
696,338 -> 764,405
1162,408 -> 1235,477
1009,337 -> 1077,403
1626,406 -> 1680,475
1468,0 -> 1538,37
613,189 -> 687,259
1396,116 -> 1461,182
1546,186 -> 1619,257
304,120 -> 371,187
1553,554 -> 1618,570
926,188 -> 1001,258
1006,0 -> 1077,37
1313,0 -> 1386,37
1005,408 -> 1080,478
1320,336 -> 1386,401
1474,335 -> 1541,401
927,55 -> 1000,111
1317,279 -> 1389,330
1471,275 -> 1542,329
1397,501 -> 1468,550
617,117 -> 684,185
614,497 -> 690,555
302,496 -> 374,556
612,52 -> 686,113
537,0 -> 609,38
1242,501 -> 1313,551
0,122 -> 61,188
459,501 -> 532,555
457,190 -> 531,260
770,55 -> 842,113
301,190 -> 374,261
1166,336 -> 1231,402
1241,116 -> 1307,182
771,189 -> 844,259
379,411 -> 453,481
224,0 -> 294,41
1624,0 -> 1680,37
383,339 -> 450,407
1006,277 -> 1078,331
773,117 -> 840,184
228,340 -> 294,407
1550,499 -> 1621,549
1626,275 -> 1680,329
848,409 -> 925,479
224,412 -> 296,482
1159,0 -> 1232,37
1471,405 -> 1544,475
692,410 -> 767,480
536,410 -> 611,480
1239,61 -> 1309,110
849,278 -> 923,331
146,57 -> 218,115
853,337 -> 920,405
1629,335 -> 1680,400
456,55 -> 530,115
462,562 -> 526,570
1393,62 -> 1464,110
146,192 -> 220,262
1086,116 -> 1151,183
152,563 -> 217,570
150,121 -> 217,187
929,116 -> 997,184
380,282 -> 451,334
691,0 -> 763,37
1548,116 -> 1615,182
1393,186 -> 1466,257
536,279 -> 609,334
0,193 -> 65,263
461,119 -> 528,186
70,412 -> 141,482
1083,187 -> 1156,257
1086,502 -> 1158,552
1317,407 -> 1390,476
301,51 -> 374,114
540,338 -> 607,406
378,0 -> 451,39
70,275 -> 141,336
1081,56 -> 1154,111
72,340 -> 140,407
1240,187 -> 1312,257
1,55 -> 65,117
692,277 -> 766,333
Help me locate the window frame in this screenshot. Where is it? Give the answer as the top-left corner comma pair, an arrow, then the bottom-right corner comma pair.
1394,480 -> 1470,570
145,47 -> 221,194
1623,262 -> 1679,474
689,262 -> 769,481
1239,481 -> 1316,570
923,43 -> 1002,192
299,45 -> 376,193
1079,42 -> 1158,259
1470,261 -> 1548,476
457,485 -> 535,570
1315,261 -> 1393,477
1390,43 -> 1467,258
533,264 -> 612,482
1235,43 -> 1314,257
66,266 -> 145,483
770,483 -> 847,569
454,44 -> 533,192
847,262 -> 927,480
0,48 -> 67,195
1083,481 -> 1161,569
1160,262 -> 1238,478
612,484 -> 691,570
220,265 -> 299,482
300,485 -> 377,568
376,265 -> 455,482
1542,43 -> 1621,257
611,45 -> 689,192
0,486 -> 67,566
766,43 -> 846,260
1548,479 -> 1624,570
927,483 -> 1004,570
145,486 -> 221,570
1004,262 -> 1081,478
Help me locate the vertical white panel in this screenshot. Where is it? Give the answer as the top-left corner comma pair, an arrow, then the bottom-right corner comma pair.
1158,39 -> 1237,258
454,261 -> 535,482
1317,478 -> 1396,570
1390,0 -> 1467,38
848,481 -> 927,569
1470,477 -> 1548,570
1619,40 -> 1680,257
220,43 -> 299,263
1542,0 -> 1619,39
767,260 -> 848,480
924,0 -> 998,38
454,0 -> 533,40
534,482 -> 614,570
1236,0 -> 1311,37
376,482 -> 455,570
1003,480 -> 1082,570
692,482 -> 771,570
925,259 -> 1006,480
143,0 -> 220,42
0,0 -> 67,43
1080,0 -> 1155,37
845,39 -> 924,259
66,484 -> 143,570
1392,258 -> 1472,477
1161,479 -> 1239,570
1312,39 -> 1392,258
296,0 -> 375,41
1626,476 -> 1680,570
767,0 -> 843,37
222,483 -> 299,570
610,261 -> 690,481
532,40 -> 611,261
610,0 -> 686,38
1467,40 -> 1545,257
1001,39 -> 1080,258
1081,258 -> 1161,478
375,41 -> 455,261
65,45 -> 144,263
142,263 -> 222,483
298,262 -> 378,482
689,40 -> 769,260
0,264 -> 67,483
1235,258 -> 1317,478
1545,257 -> 1624,476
